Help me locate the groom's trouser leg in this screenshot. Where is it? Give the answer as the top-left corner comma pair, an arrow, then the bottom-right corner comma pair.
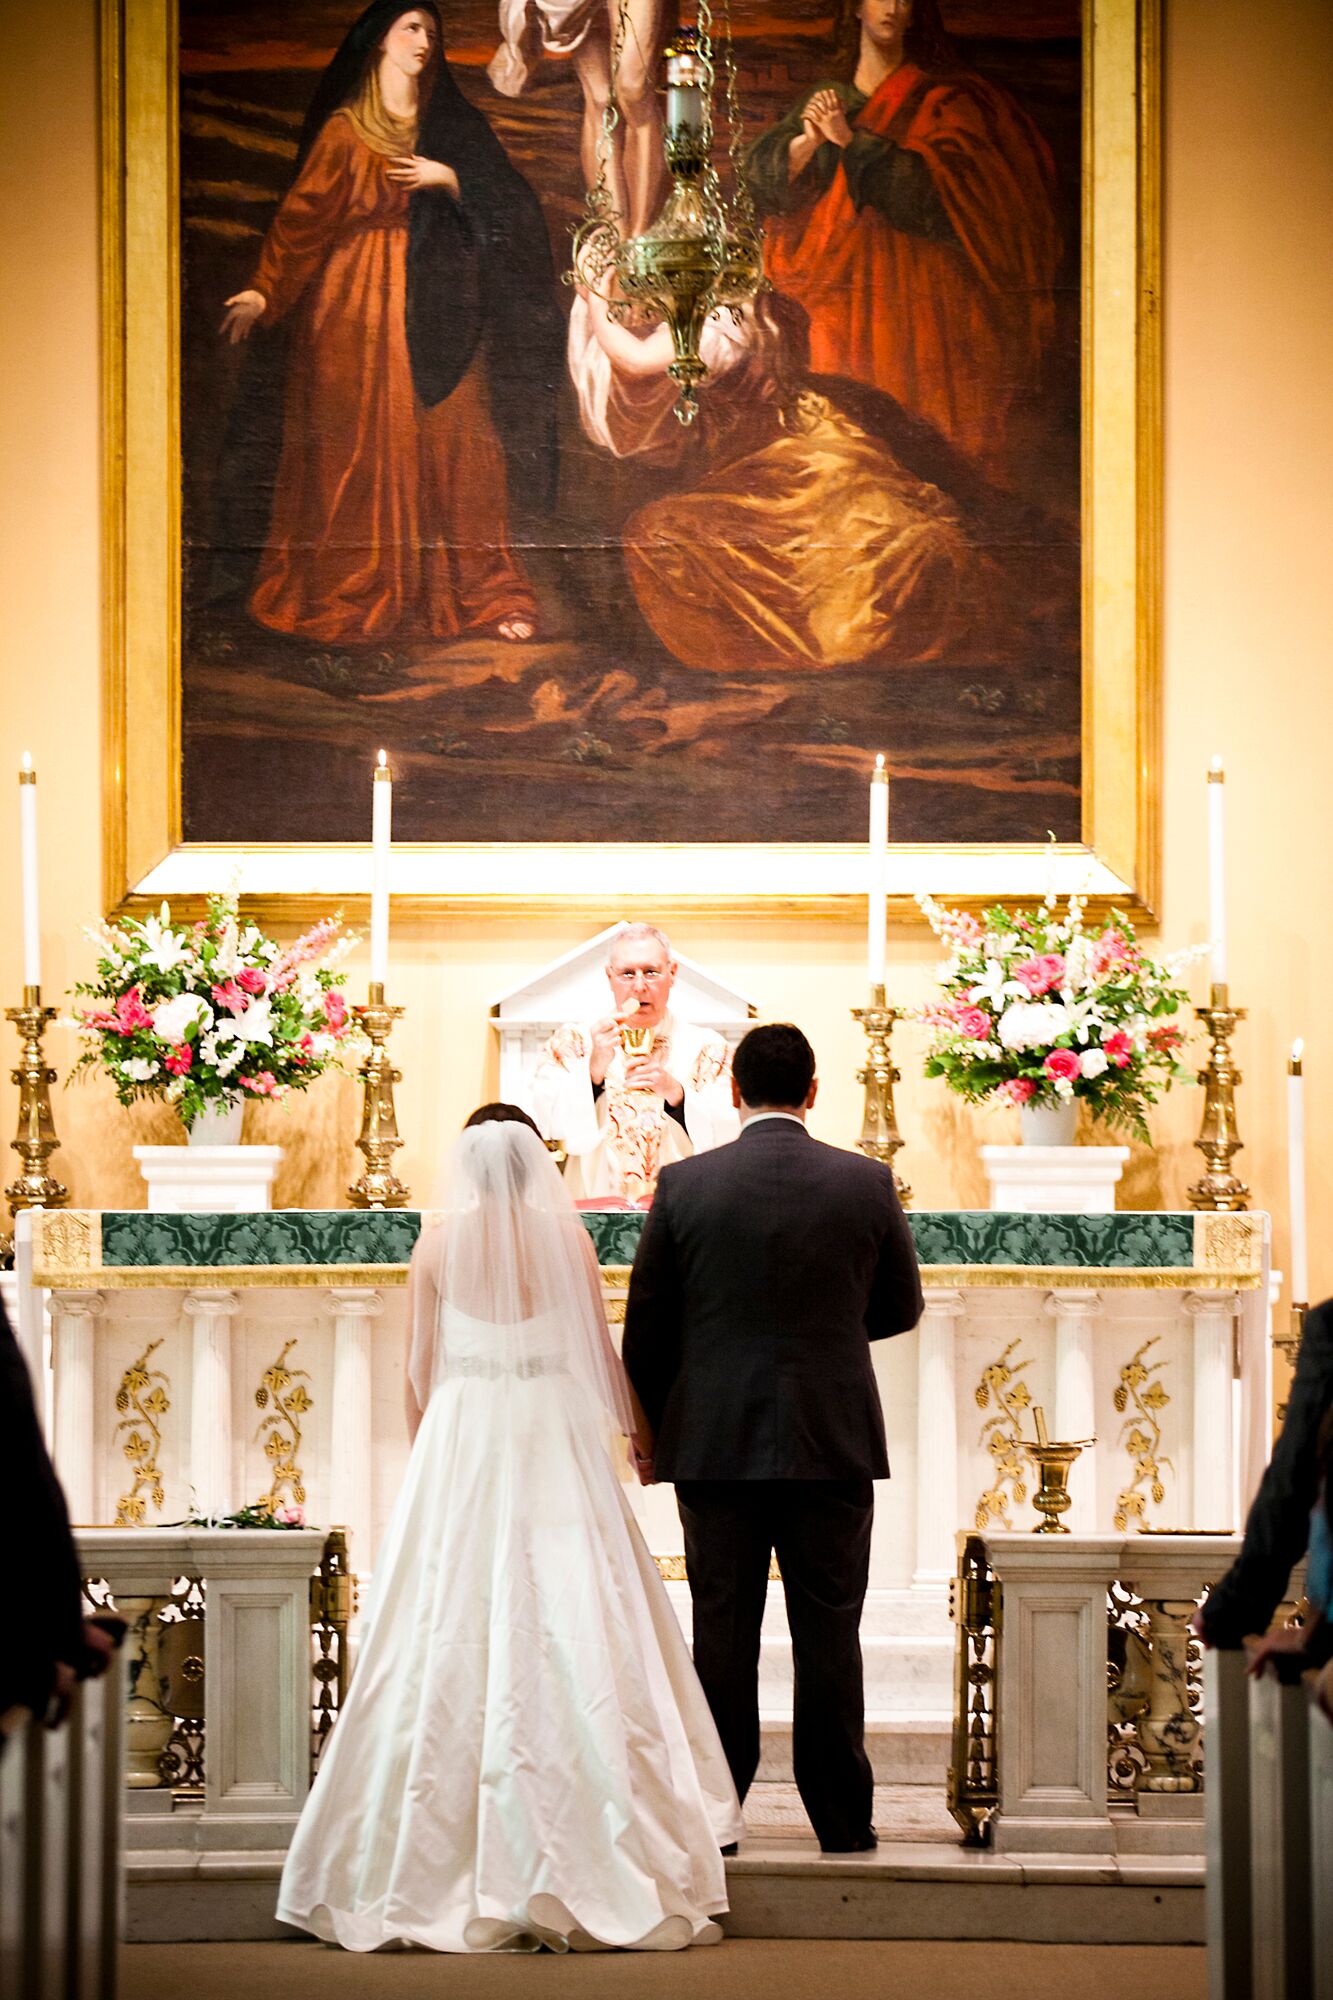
774,1479 -> 875,1850
676,1482 -> 772,1807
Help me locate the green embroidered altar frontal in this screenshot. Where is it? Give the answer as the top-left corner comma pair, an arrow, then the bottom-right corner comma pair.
29,1208 -> 1267,1291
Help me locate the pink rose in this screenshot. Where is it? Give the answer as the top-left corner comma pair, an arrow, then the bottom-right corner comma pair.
324,989 -> 348,1033
1002,1077 -> 1038,1105
236,967 -> 268,996
275,1504 -> 305,1527
955,1005 -> 992,1040
1014,953 -> 1067,997
163,1043 -> 192,1076
1044,1048 -> 1080,1082
1102,1030 -> 1133,1068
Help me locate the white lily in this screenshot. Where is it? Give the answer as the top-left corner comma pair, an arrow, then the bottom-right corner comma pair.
232,996 -> 275,1046
139,915 -> 193,976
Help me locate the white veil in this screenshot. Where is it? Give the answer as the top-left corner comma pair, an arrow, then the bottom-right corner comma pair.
406,1119 -> 635,1434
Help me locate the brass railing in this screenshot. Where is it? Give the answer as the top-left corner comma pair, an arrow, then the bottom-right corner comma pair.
946,1533 -> 1000,1844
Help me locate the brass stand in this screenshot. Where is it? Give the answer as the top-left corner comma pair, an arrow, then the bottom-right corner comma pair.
347,983 -> 409,1209
6,984 -> 68,1220
852,983 -> 910,1204
1187,982 -> 1249,1210
1274,1301 -> 1307,1373
1025,1439 -> 1092,1533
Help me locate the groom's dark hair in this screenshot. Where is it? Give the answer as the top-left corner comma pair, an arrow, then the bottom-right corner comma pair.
732,1024 -> 816,1109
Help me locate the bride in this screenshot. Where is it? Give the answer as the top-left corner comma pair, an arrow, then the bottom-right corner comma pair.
277,1103 -> 741,1952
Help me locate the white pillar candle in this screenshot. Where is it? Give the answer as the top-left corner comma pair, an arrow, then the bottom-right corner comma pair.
18,753 -> 40,989
867,754 -> 888,993
1288,1040 -> 1308,1303
1207,755 -> 1227,987
370,750 -> 392,989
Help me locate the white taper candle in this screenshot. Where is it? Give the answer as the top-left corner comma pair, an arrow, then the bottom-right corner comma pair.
370,750 -> 392,988
867,754 -> 888,992
1207,756 -> 1227,986
19,753 -> 40,989
1288,1040 -> 1308,1304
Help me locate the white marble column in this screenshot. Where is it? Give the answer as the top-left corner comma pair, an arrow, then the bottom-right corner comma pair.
1186,1289 -> 1239,1530
49,1291 -> 104,1524
1047,1288 -> 1100,1532
913,1288 -> 965,1588
327,1287 -> 383,1567
183,1289 -> 240,1518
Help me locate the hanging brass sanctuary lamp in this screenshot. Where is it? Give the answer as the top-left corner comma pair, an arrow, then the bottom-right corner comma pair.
569,6 -> 764,424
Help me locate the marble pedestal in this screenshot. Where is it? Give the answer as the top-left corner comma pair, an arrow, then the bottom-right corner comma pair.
981,1143 -> 1129,1213
133,1145 -> 282,1213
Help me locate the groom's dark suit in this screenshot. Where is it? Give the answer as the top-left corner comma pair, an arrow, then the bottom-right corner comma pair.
622,1114 -> 923,1849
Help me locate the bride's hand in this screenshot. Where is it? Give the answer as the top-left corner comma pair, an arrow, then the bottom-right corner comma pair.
387,155 -> 460,197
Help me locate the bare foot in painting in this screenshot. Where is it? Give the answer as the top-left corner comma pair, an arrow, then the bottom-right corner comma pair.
497,617 -> 535,642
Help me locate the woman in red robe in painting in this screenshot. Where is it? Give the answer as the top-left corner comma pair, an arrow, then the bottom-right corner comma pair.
220,3 -> 560,646
745,0 -> 1061,494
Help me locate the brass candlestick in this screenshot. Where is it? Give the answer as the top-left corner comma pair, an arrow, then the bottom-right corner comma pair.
6,984 -> 68,1220
1186,982 -> 1249,1211
347,983 -> 408,1209
852,983 -> 910,1205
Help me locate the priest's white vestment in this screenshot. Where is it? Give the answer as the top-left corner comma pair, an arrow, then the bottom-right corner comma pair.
532,1012 -> 737,1202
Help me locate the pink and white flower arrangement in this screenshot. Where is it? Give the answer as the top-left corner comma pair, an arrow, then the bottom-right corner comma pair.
72,893 -> 356,1130
916,892 -> 1200,1140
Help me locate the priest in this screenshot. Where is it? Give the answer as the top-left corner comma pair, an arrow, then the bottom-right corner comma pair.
532,924 -> 738,1202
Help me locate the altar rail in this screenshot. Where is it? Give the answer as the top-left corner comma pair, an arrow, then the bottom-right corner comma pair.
0,1648 -> 127,2000
1205,1650 -> 1333,1999
948,1532 -> 1245,1857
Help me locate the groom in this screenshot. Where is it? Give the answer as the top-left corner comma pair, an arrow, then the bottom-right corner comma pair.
622,1023 -> 923,1853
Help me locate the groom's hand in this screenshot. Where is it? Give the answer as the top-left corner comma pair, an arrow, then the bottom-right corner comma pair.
630,1439 -> 656,1485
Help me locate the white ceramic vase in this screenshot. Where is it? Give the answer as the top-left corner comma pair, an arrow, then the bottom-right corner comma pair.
1018,1098 -> 1078,1147
187,1099 -> 245,1147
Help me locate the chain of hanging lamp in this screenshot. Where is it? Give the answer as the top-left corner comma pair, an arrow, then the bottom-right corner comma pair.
566,0 -> 764,424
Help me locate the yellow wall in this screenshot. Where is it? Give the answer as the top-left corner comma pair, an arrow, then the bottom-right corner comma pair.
2,1 -> 1330,1310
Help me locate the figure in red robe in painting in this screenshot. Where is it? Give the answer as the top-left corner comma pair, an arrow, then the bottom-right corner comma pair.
220,3 -> 560,647
745,0 -> 1061,493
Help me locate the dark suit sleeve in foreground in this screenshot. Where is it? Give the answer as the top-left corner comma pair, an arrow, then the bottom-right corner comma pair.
622,1179 -> 684,1437
864,1172 -> 924,1341
1,1299 -> 86,1717
1202,1296 -> 1333,1646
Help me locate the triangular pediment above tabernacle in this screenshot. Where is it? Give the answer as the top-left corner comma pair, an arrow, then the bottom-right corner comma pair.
490,922 -> 757,1030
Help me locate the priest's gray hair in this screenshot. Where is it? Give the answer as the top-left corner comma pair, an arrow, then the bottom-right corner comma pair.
608,922 -> 673,965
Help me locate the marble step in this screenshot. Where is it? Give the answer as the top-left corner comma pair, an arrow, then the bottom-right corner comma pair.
758,1712 -> 953,1787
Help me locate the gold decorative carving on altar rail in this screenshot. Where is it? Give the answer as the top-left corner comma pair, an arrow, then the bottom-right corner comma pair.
254,1338 -> 311,1515
655,1553 -> 780,1584
114,1339 -> 171,1525
101,0 -> 1162,921
311,1528 -> 357,1775
973,1341 -> 1033,1531
947,1534 -> 1000,1845
1113,1337 -> 1173,1531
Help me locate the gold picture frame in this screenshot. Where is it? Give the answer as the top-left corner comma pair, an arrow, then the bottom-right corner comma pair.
102,0 -> 1160,923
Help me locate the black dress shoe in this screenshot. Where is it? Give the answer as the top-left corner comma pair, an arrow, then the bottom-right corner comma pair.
720,1842 -> 739,1856
820,1833 -> 877,1854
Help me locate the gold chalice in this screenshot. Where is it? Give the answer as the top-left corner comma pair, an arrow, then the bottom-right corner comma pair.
619,1002 -> 656,1086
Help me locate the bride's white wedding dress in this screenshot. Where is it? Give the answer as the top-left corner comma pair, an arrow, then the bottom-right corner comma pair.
277,1124 -> 741,1953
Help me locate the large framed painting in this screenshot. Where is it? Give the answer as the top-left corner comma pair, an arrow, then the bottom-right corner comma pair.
102,0 -> 1159,918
